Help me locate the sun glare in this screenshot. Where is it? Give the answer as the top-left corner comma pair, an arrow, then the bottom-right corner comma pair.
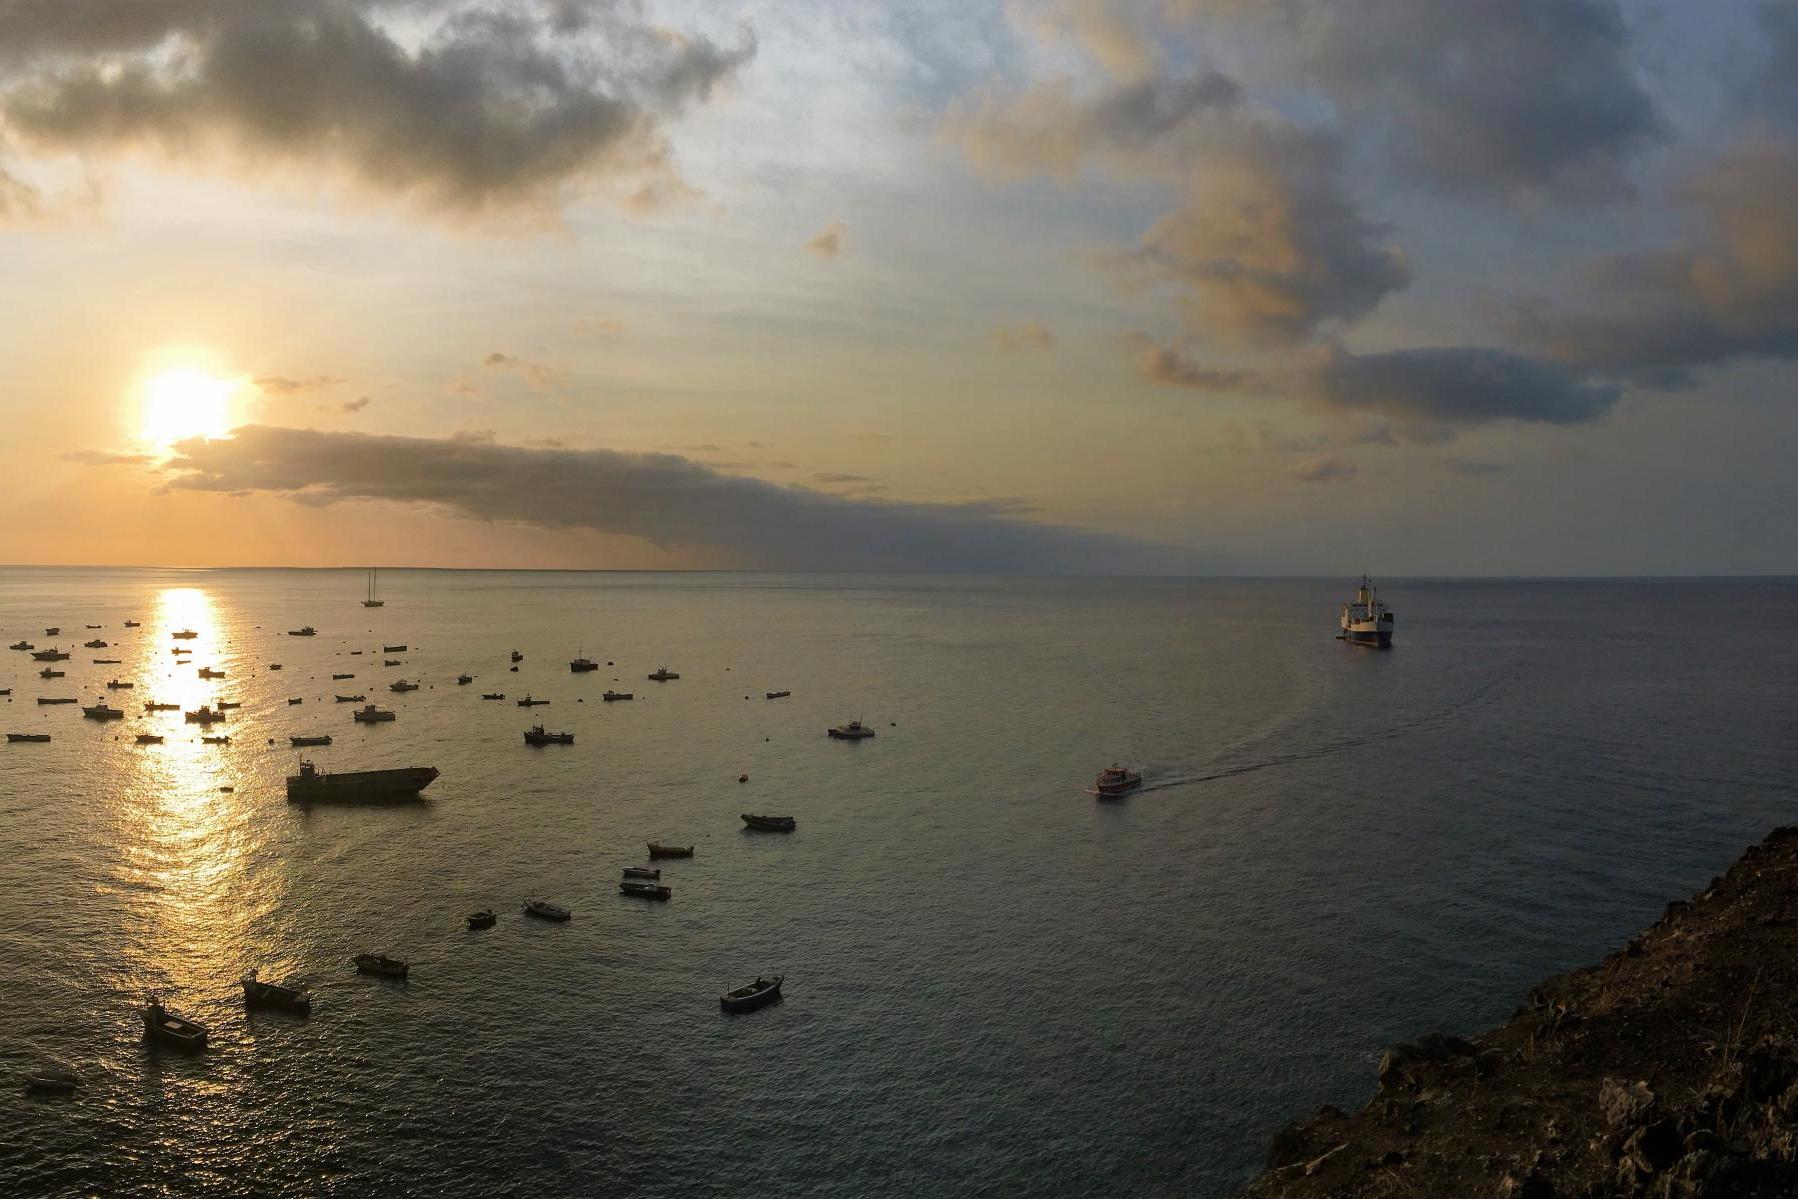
141,368 -> 238,447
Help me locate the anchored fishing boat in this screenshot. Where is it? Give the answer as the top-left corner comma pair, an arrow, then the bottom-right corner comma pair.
720,974 -> 783,1014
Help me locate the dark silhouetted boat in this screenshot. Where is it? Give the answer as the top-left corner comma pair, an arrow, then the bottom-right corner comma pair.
332,672 -> 355,680
6,733 -> 50,743
141,997 -> 207,1051
468,909 -> 496,930
570,655 -> 598,673
198,667 -> 224,679
523,725 -> 573,745
480,692 -> 505,700
123,620 -> 140,628
31,648 -> 69,661
602,690 -> 633,701
517,695 -> 548,707
388,679 -> 418,692
457,674 -> 473,685
363,567 -> 385,609
242,969 -> 312,1013
720,975 -> 783,1014
827,720 -> 875,740
352,704 -> 395,723
288,697 -> 303,705
106,678 -> 133,689
23,1062 -> 79,1094
647,666 -> 680,681
202,735 -> 230,745
354,954 -> 408,978
510,650 -> 523,662
766,690 -> 790,699
6,640 -> 32,651
37,697 -> 75,705
648,843 -> 693,859
619,880 -> 671,900
135,733 -> 163,745
742,814 -> 796,832
145,701 -> 178,712
287,627 -> 316,637
171,629 -> 198,640
383,659 -> 401,667
83,639 -> 106,648
524,899 -> 571,922
38,667 -> 63,679
216,700 -> 241,710
334,694 -> 366,702
184,706 -> 224,723
1087,764 -> 1143,798
286,760 -> 439,803
622,867 -> 661,879
383,644 -> 407,653
43,627 -> 59,635
290,734 -> 332,747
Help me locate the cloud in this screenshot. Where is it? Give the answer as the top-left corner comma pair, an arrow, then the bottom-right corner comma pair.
805,220 -> 845,260
1288,454 -> 1356,484
60,448 -> 154,466
341,395 -> 370,413
255,374 -> 343,396
987,322 -> 1055,351
481,350 -> 554,387
812,472 -> 876,484
1444,458 -> 1507,476
155,425 -> 1176,572
1303,344 -> 1620,439
1126,335 -> 1247,390
0,1 -> 755,221
1518,131 -> 1798,382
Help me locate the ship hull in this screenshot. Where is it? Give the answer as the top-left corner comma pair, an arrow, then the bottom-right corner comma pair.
286,766 -> 439,803
1341,625 -> 1393,648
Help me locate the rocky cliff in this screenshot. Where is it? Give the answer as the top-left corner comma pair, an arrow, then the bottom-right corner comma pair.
1241,826 -> 1798,1198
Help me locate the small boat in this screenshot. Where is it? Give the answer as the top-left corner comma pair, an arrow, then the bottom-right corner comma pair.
647,666 -> 680,681
197,667 -> 225,679
85,625 -> 102,629
602,690 -> 633,702
523,725 -> 574,746
106,678 -> 134,689
468,909 -> 496,930
171,647 -> 190,654
81,701 -> 125,720
827,719 -> 876,740
648,843 -> 694,859
388,679 -> 418,692
363,567 -> 385,609
43,627 -> 59,635
92,658 -> 121,664
242,969 -> 312,1013
334,694 -> 366,703
23,1062 -> 80,1094
353,954 -> 409,978
288,697 -> 303,705
123,620 -> 140,628
570,656 -> 599,673
720,974 -> 784,1014
383,659 -> 401,667
480,692 -> 506,701
765,690 -> 791,699
37,697 -> 75,705
351,650 -> 363,655
215,700 -> 241,710
523,899 -> 571,922
83,639 -> 107,648
171,629 -> 198,640
382,645 -> 407,653
742,813 -> 797,832
202,735 -> 230,745
517,695 -> 548,707
38,667 -> 63,679
31,648 -> 69,661
509,665 -> 518,672
456,674 -> 473,685
184,706 -> 224,723
145,701 -> 179,712
291,735 -> 332,747
738,773 -> 749,783
510,650 -> 523,662
1087,764 -> 1143,798
135,733 -> 164,745
287,627 -> 316,637
622,867 -> 661,880
332,672 -> 355,680
6,640 -> 31,651
141,997 -> 208,1051
352,704 -> 395,723
619,880 -> 671,900
6,733 -> 50,743
270,663 -> 283,671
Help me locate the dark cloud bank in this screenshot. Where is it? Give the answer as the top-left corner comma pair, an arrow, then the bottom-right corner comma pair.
159,426 -> 1179,573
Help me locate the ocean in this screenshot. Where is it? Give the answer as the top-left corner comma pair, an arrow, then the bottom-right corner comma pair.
1,569 -> 1795,1197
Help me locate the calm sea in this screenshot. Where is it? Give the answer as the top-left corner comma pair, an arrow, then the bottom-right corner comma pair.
1,570 -> 1795,1197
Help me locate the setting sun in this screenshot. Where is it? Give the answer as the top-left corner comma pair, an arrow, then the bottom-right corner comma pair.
140,369 -> 238,447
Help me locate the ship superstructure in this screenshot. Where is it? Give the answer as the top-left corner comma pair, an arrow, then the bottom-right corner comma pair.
1339,576 -> 1395,648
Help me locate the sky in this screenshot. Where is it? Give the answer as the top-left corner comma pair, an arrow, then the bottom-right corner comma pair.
0,0 -> 1794,574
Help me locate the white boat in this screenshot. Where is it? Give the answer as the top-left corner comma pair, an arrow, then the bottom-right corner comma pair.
1339,575 -> 1395,648
827,719 -> 875,740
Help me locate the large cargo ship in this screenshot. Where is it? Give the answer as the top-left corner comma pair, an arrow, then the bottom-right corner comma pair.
1338,576 -> 1395,648
285,760 -> 439,803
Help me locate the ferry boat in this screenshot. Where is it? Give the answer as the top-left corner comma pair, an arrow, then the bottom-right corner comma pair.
619,880 -> 671,900
286,760 -> 439,803
1339,576 -> 1395,648
523,725 -> 573,745
141,996 -> 207,1051
352,704 -> 396,723
242,969 -> 312,1014
826,719 -> 875,740
1087,764 -> 1143,798
720,974 -> 783,1014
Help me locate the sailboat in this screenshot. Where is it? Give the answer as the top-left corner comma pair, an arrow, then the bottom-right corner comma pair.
362,567 -> 384,608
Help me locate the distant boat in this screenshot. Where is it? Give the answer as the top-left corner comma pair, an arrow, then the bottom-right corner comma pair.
480,692 -> 506,701
602,690 -> 633,702
827,720 -> 875,740
742,813 -> 796,832
765,690 -> 791,699
202,735 -> 230,745
523,725 -> 574,746
720,975 -> 783,1014
510,650 -> 523,662
382,645 -> 407,653
287,627 -> 316,637
84,625 -> 102,629
36,697 -> 75,705
81,700 -> 124,720
648,843 -> 694,859
23,1062 -> 80,1094
197,667 -> 225,679
286,760 -> 439,803
570,655 -> 599,673
171,629 -> 198,640
1087,764 -> 1143,798
123,620 -> 140,628
335,694 -> 366,704
82,639 -> 106,648
1339,575 -> 1395,648
647,666 -> 680,681
6,733 -> 50,743
92,658 -> 121,664
141,996 -> 207,1051
332,673 -> 355,680
184,706 -> 224,723
517,695 -> 548,707
242,969 -> 311,1014
523,899 -> 571,922
619,880 -> 671,900
105,679 -> 133,689
457,674 -> 474,685
288,697 -> 303,705
352,704 -> 395,723
622,867 -> 661,880
354,954 -> 409,979
270,664 -> 283,671
145,702 -> 179,712
7,640 -> 32,650
383,659 -> 401,667
43,627 -> 59,635
468,909 -> 496,930
134,733 -> 163,745
362,567 -> 385,609
31,648 -> 69,661
38,667 -> 63,679
290,735 -> 332,747
388,679 -> 418,692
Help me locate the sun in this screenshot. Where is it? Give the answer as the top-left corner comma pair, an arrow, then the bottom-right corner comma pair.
140,369 -> 239,447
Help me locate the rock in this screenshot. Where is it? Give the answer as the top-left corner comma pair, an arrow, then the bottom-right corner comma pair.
1622,1119 -> 1684,1176
1681,1129 -> 1726,1156
1602,1078 -> 1656,1128
1265,1121 -> 1316,1171
1301,1142 -> 1347,1177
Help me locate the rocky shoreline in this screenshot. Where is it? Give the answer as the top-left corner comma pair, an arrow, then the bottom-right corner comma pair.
1241,825 -> 1798,1198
